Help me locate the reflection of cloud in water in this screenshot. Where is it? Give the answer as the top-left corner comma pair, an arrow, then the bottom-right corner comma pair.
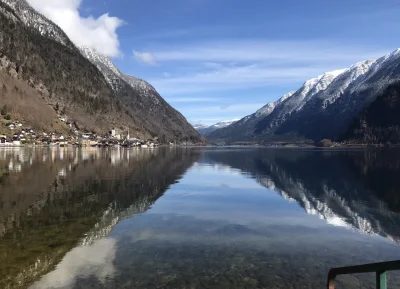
193,162 -> 242,176
219,183 -> 231,188
29,238 -> 116,289
116,213 -> 382,252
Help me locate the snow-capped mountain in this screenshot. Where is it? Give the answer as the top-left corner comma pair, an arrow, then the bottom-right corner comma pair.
193,124 -> 209,130
1,0 -> 74,49
79,47 -> 162,106
321,60 -> 375,108
206,92 -> 296,141
255,91 -> 295,118
271,69 -> 346,122
79,46 -> 123,81
194,120 -> 239,135
275,48 -> 400,140
214,120 -> 239,128
208,48 -> 400,142
79,46 -> 159,101
210,68 -> 348,141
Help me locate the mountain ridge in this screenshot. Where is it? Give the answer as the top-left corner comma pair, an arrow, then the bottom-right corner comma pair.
2,0 -> 74,49
79,46 -> 202,143
208,48 -> 400,143
194,119 -> 239,135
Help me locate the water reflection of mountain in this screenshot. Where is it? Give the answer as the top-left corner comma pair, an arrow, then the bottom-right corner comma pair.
204,149 -> 400,242
0,148 -> 200,289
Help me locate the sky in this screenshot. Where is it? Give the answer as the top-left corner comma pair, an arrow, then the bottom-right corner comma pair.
27,0 -> 400,125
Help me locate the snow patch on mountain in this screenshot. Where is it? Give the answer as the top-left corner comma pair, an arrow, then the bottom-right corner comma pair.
253,69 -> 348,130
122,75 -> 161,105
289,69 -> 346,113
321,60 -> 376,108
79,46 -> 162,106
79,46 -> 122,90
214,120 -> 239,128
2,0 -> 73,48
80,46 -> 122,77
207,48 -> 400,142
1,1 -> 153,102
255,91 -> 295,118
195,120 -> 239,135
193,124 -> 210,130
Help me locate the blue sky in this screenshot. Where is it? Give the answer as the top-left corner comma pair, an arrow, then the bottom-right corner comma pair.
29,0 -> 400,125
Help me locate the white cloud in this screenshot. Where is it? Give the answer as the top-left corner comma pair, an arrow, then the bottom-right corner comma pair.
144,40 -> 387,64
167,97 -> 220,103
30,238 -> 116,289
26,0 -> 123,57
133,51 -> 157,65
184,103 -> 265,114
184,103 -> 266,125
150,64 -> 334,95
146,40 -> 389,95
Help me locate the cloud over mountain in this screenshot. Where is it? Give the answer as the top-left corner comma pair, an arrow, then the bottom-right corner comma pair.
27,0 -> 123,57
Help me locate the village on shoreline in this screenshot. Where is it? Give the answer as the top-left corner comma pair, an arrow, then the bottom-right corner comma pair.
0,120 -> 165,148
1,116 -> 397,149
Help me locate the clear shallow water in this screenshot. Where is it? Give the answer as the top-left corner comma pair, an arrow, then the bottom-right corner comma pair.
1,148 -> 400,288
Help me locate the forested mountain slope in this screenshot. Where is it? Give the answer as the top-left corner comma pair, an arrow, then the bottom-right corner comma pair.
0,0 -> 202,143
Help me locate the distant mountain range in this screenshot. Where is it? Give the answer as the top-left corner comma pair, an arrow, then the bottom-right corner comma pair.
0,0 -> 203,144
208,50 -> 400,144
194,120 -> 238,135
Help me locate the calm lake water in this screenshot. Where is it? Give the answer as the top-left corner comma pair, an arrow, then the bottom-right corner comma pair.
1,147 -> 400,289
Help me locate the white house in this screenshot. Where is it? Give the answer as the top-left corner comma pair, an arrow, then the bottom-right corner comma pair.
110,128 -> 122,140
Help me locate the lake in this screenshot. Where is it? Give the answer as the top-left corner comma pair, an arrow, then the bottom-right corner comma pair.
1,147 -> 400,289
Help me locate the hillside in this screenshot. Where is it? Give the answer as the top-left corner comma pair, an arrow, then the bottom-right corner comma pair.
343,81 -> 400,144
207,92 -> 295,142
79,47 -> 202,143
0,0 -> 202,144
0,0 -> 121,132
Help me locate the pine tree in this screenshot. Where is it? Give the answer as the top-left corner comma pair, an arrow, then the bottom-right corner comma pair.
1,104 -> 8,116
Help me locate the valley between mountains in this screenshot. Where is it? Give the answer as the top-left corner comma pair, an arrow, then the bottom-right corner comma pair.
1,0 -> 400,146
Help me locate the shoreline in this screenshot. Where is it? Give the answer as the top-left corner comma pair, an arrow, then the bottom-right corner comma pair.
1,144 -> 399,149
